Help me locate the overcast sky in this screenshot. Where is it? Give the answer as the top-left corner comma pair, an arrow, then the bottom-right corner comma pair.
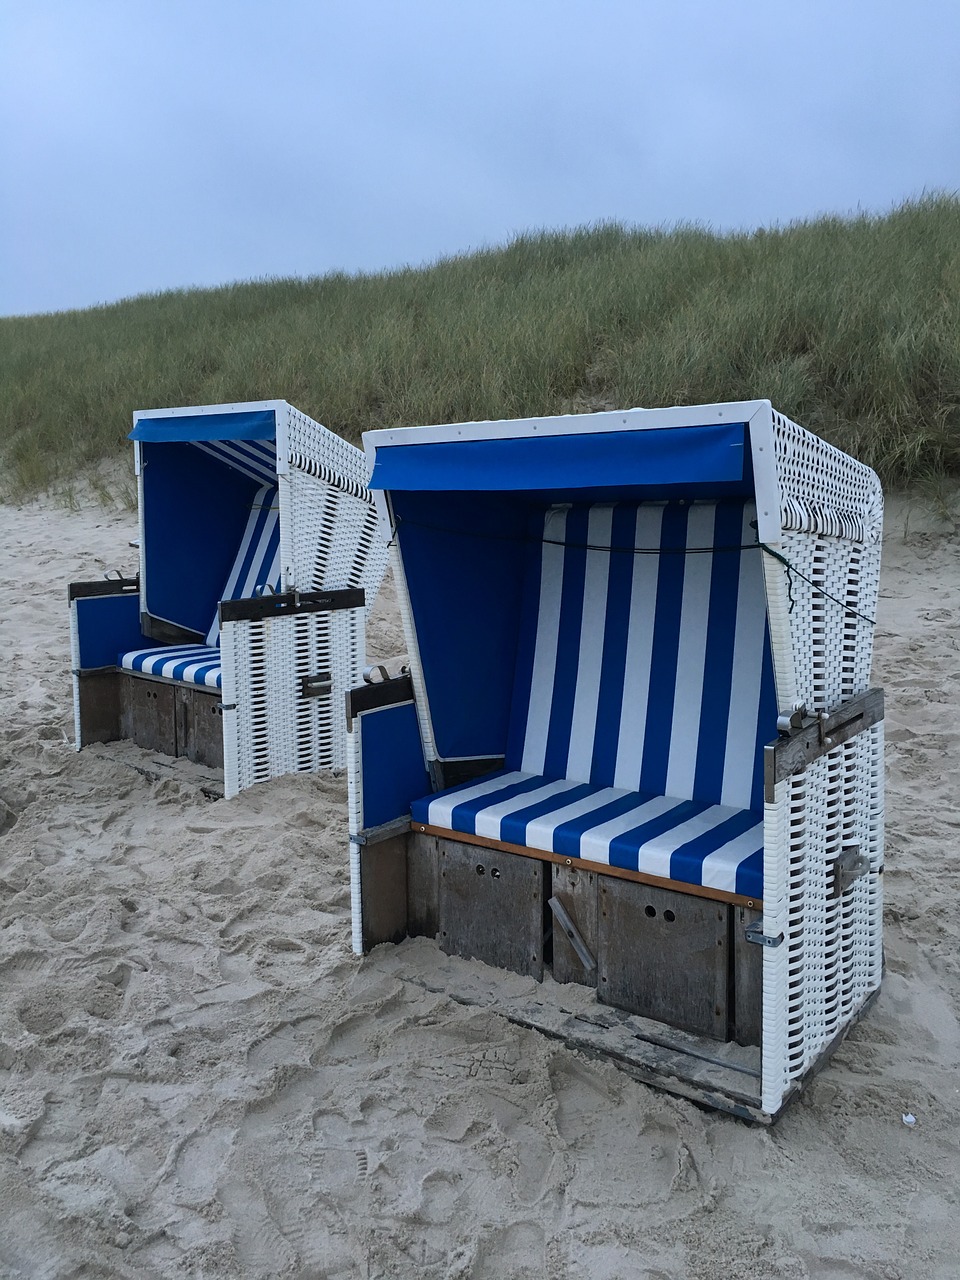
1,0 -> 958,318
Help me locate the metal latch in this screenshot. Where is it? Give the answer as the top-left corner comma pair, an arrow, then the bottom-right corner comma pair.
744,920 -> 784,948
300,672 -> 332,698
830,845 -> 870,897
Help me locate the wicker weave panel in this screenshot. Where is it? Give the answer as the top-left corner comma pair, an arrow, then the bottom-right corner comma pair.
761,722 -> 883,1111
222,607 -> 365,797
218,404 -> 387,797
771,409 -> 883,544
757,408 -> 884,1113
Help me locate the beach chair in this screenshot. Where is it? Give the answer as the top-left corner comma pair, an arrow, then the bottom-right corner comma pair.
347,400 -> 884,1122
69,400 -> 388,797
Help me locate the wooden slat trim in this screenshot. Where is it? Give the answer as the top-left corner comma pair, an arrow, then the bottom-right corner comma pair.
412,823 -> 762,910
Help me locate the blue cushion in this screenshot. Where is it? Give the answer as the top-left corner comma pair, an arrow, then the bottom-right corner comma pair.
120,645 -> 222,689
411,769 -> 763,901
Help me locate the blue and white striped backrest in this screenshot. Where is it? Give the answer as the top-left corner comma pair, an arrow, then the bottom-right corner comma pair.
205,484 -> 281,645
506,500 -> 777,811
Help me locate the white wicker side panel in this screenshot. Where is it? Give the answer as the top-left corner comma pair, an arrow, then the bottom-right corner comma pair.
773,530 -> 881,714
760,412 -> 884,1114
762,728 -> 884,1112
219,407 -> 386,796
286,468 -> 384,598
283,406 -> 387,603
770,409 -> 884,544
761,780 -> 793,1115
221,617 -> 277,797
222,607 -> 366,796
221,636 -> 241,800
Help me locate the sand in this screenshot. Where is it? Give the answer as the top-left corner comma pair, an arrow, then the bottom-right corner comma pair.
1,485 -> 959,1280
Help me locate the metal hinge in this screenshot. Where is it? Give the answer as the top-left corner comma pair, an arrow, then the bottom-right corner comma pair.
744,920 -> 784,948
829,845 -> 870,897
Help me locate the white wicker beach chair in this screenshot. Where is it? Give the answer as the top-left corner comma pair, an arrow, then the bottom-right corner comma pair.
346,400 -> 884,1121
69,400 -> 388,797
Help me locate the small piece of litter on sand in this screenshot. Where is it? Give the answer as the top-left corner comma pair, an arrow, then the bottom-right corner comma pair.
902,1113 -> 917,1126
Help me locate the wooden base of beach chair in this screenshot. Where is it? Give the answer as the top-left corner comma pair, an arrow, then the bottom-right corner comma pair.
358,830 -> 762,1049
75,669 -> 125,748
120,675 -> 225,768
77,670 -> 224,771
174,685 -> 224,770
120,675 -> 178,756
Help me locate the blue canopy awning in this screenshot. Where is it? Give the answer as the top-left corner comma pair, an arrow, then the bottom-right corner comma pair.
130,409 -> 276,443
369,422 -> 747,492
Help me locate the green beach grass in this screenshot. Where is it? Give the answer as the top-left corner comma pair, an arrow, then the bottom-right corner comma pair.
2,194 -> 958,499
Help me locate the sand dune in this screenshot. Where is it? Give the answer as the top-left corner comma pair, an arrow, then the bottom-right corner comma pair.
1,489 -> 959,1279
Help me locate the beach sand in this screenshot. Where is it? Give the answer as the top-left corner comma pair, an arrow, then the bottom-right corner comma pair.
1,486 -> 959,1279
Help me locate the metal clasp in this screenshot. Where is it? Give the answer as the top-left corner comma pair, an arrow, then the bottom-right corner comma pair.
830,845 -> 870,897
744,920 -> 784,948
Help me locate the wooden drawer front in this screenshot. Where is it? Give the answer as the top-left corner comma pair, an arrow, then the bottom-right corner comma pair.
438,838 -> 546,980
598,879 -> 729,1040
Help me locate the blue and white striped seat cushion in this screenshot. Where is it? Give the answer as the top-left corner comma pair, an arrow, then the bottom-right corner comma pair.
119,484 -> 280,688
120,645 -> 223,689
411,499 -> 775,900
411,769 -> 763,900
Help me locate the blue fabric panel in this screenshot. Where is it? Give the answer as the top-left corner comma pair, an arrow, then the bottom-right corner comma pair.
141,442 -> 261,637
360,702 -> 431,830
130,410 -> 276,442
751,629 -> 777,812
392,491 -> 529,759
75,593 -> 150,669
371,423 -> 747,492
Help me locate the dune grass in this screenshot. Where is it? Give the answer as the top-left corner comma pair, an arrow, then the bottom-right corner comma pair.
2,194 -> 959,499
